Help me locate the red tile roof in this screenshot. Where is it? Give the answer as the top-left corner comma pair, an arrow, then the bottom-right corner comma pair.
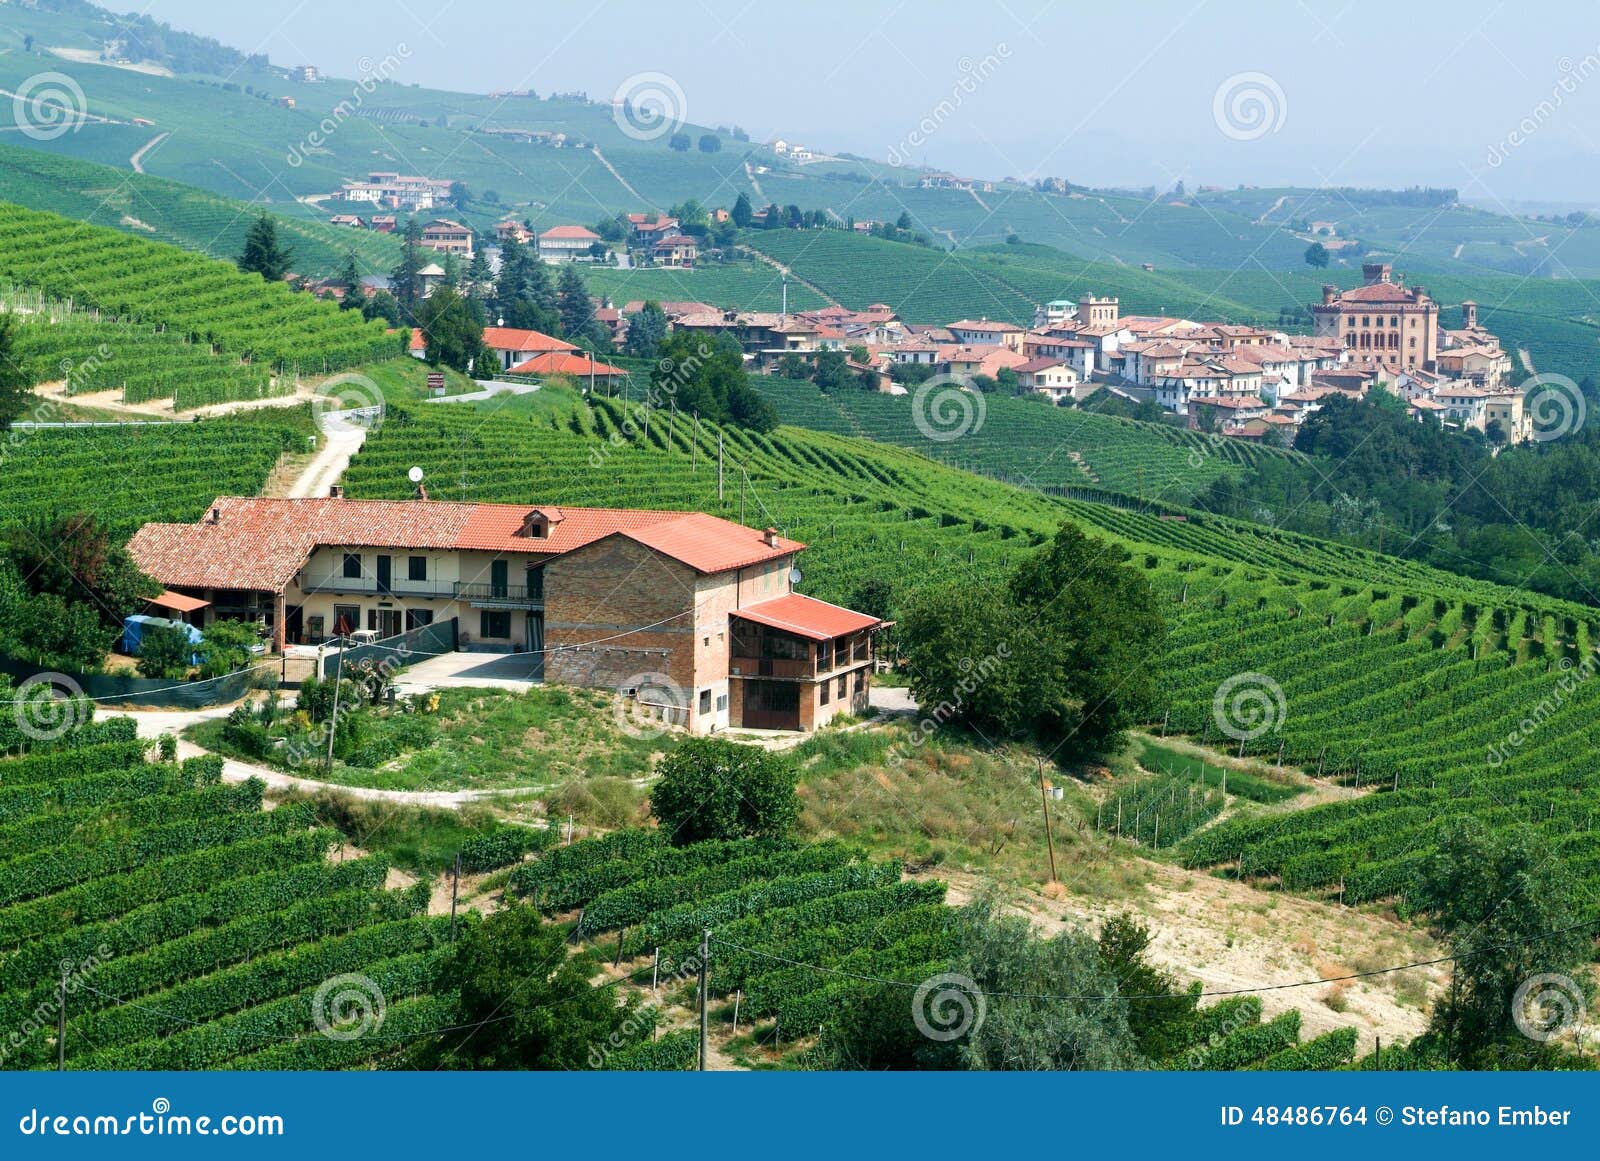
481,327 -> 575,353
128,498 -> 805,593
507,352 -> 627,378
540,225 -> 601,240
732,593 -> 882,641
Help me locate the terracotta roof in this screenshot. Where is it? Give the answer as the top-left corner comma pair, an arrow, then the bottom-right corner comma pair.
149,590 -> 210,613
1015,356 -> 1071,374
507,352 -> 627,377
129,498 -> 806,593
732,593 -> 882,641
482,327 -> 576,353
948,319 -> 1023,332
540,225 -> 601,241
1189,395 -> 1267,409
409,327 -> 426,352
1327,282 -> 1422,304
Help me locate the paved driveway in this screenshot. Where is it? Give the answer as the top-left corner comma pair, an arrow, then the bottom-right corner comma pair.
391,651 -> 544,694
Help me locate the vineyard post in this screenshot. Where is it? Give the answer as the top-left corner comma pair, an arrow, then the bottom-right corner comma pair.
718,431 -> 724,502
1374,1035 -> 1380,1070
1037,759 -> 1058,883
733,989 -> 742,1034
615,926 -> 626,967
57,965 -> 67,1071
325,636 -> 346,777
449,852 -> 461,943
698,929 -> 710,1072
692,413 -> 699,472
652,948 -> 660,996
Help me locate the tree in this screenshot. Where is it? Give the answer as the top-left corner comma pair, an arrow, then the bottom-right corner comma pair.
0,313 -> 31,431
556,263 -> 599,342
1096,913 -> 1199,1060
697,134 -> 721,153
1412,821 -> 1592,1066
389,218 -> 425,315
337,252 -> 362,310
762,202 -> 782,229
952,891 -> 1144,1069
650,330 -> 776,432
895,210 -> 913,231
416,286 -> 489,374
731,193 -> 753,228
237,214 -> 292,282
465,248 -> 494,298
649,737 -> 798,845
623,301 -> 668,358
415,903 -> 644,1069
812,349 -> 852,393
668,132 -> 692,152
361,289 -> 404,327
1304,241 -> 1330,268
136,624 -> 194,679
4,513 -> 159,634
494,238 -> 559,334
898,523 -> 1163,759
195,618 -> 263,679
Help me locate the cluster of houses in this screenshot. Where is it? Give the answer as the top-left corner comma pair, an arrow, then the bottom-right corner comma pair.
620,262 -> 1521,444
493,213 -> 700,267
334,172 -> 457,212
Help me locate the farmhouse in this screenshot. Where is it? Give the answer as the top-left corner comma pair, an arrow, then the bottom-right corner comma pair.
537,225 -> 603,262
127,498 -> 882,734
482,326 -> 578,371
420,219 -> 474,258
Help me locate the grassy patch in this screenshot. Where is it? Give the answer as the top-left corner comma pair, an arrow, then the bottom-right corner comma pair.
1135,739 -> 1305,805
279,790 -> 517,877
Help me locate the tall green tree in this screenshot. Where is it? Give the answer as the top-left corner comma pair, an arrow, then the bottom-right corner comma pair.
623,301 -> 668,358
650,737 -> 798,845
1304,241 -> 1330,268
237,214 -> 293,282
336,251 -> 362,310
556,263 -> 598,343
1412,821 -> 1592,1067
494,239 -> 560,334
416,287 -> 490,374
731,192 -> 753,228
414,903 -> 644,1069
389,218 -> 425,315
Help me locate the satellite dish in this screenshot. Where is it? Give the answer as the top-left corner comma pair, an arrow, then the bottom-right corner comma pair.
408,466 -> 425,484
789,567 -> 803,586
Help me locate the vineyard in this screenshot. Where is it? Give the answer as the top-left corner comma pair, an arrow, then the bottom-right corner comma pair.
0,718 -> 455,1071
343,388 -> 1600,906
0,413 -> 310,536
508,828 -> 1356,1069
0,204 -> 401,373
751,374 -> 1306,505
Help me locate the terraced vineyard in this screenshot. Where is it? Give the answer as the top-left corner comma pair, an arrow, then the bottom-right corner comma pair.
9,305 -> 288,409
0,204 -> 400,373
344,389 -> 1600,905
0,414 -> 310,536
0,719 -> 454,1071
751,375 -> 1306,505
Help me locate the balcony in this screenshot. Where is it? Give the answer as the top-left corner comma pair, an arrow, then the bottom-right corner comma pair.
298,577 -> 543,608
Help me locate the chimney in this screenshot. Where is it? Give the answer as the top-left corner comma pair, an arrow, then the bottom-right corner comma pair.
763,526 -> 780,548
329,485 -> 344,499
209,506 -> 220,524
1362,262 -> 1392,285
1321,285 -> 1338,305
416,483 -> 429,501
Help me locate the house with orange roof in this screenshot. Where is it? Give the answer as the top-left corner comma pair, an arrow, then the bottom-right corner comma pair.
420,219 -> 474,258
482,326 -> 576,371
537,225 -> 604,263
127,498 -> 883,734
507,350 -> 627,387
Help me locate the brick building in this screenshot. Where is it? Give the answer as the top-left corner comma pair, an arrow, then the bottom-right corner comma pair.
1312,263 -> 1439,374
127,497 -> 881,733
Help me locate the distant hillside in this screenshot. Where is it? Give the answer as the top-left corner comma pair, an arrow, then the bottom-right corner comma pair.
0,143 -> 399,277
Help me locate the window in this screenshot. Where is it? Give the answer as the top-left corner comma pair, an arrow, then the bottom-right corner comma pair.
817,641 -> 831,670
408,556 -> 427,582
837,675 -> 847,698
480,611 -> 512,638
342,553 -> 362,579
332,605 -> 360,636
1389,316 -> 1398,327
820,680 -> 830,705
716,694 -> 728,711
406,609 -> 434,631
699,689 -> 712,714
855,670 -> 866,693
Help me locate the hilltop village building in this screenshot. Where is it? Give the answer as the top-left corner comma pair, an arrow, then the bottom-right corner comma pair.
128,498 -> 882,734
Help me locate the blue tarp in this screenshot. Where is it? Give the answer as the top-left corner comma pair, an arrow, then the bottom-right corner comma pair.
122,615 -> 203,665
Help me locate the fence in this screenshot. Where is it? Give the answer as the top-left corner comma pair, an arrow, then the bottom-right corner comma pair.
317,617 -> 459,680
0,655 -> 265,710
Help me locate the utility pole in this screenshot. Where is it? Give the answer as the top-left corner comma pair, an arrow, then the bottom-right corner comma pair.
698,929 -> 710,1071
1037,758 -> 1058,883
57,966 -> 67,1071
449,852 -> 462,942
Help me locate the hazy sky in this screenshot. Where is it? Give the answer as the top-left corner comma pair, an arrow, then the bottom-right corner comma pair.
131,0 -> 1600,203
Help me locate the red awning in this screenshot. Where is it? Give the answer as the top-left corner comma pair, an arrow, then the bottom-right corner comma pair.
732,593 -> 881,642
149,589 -> 211,614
